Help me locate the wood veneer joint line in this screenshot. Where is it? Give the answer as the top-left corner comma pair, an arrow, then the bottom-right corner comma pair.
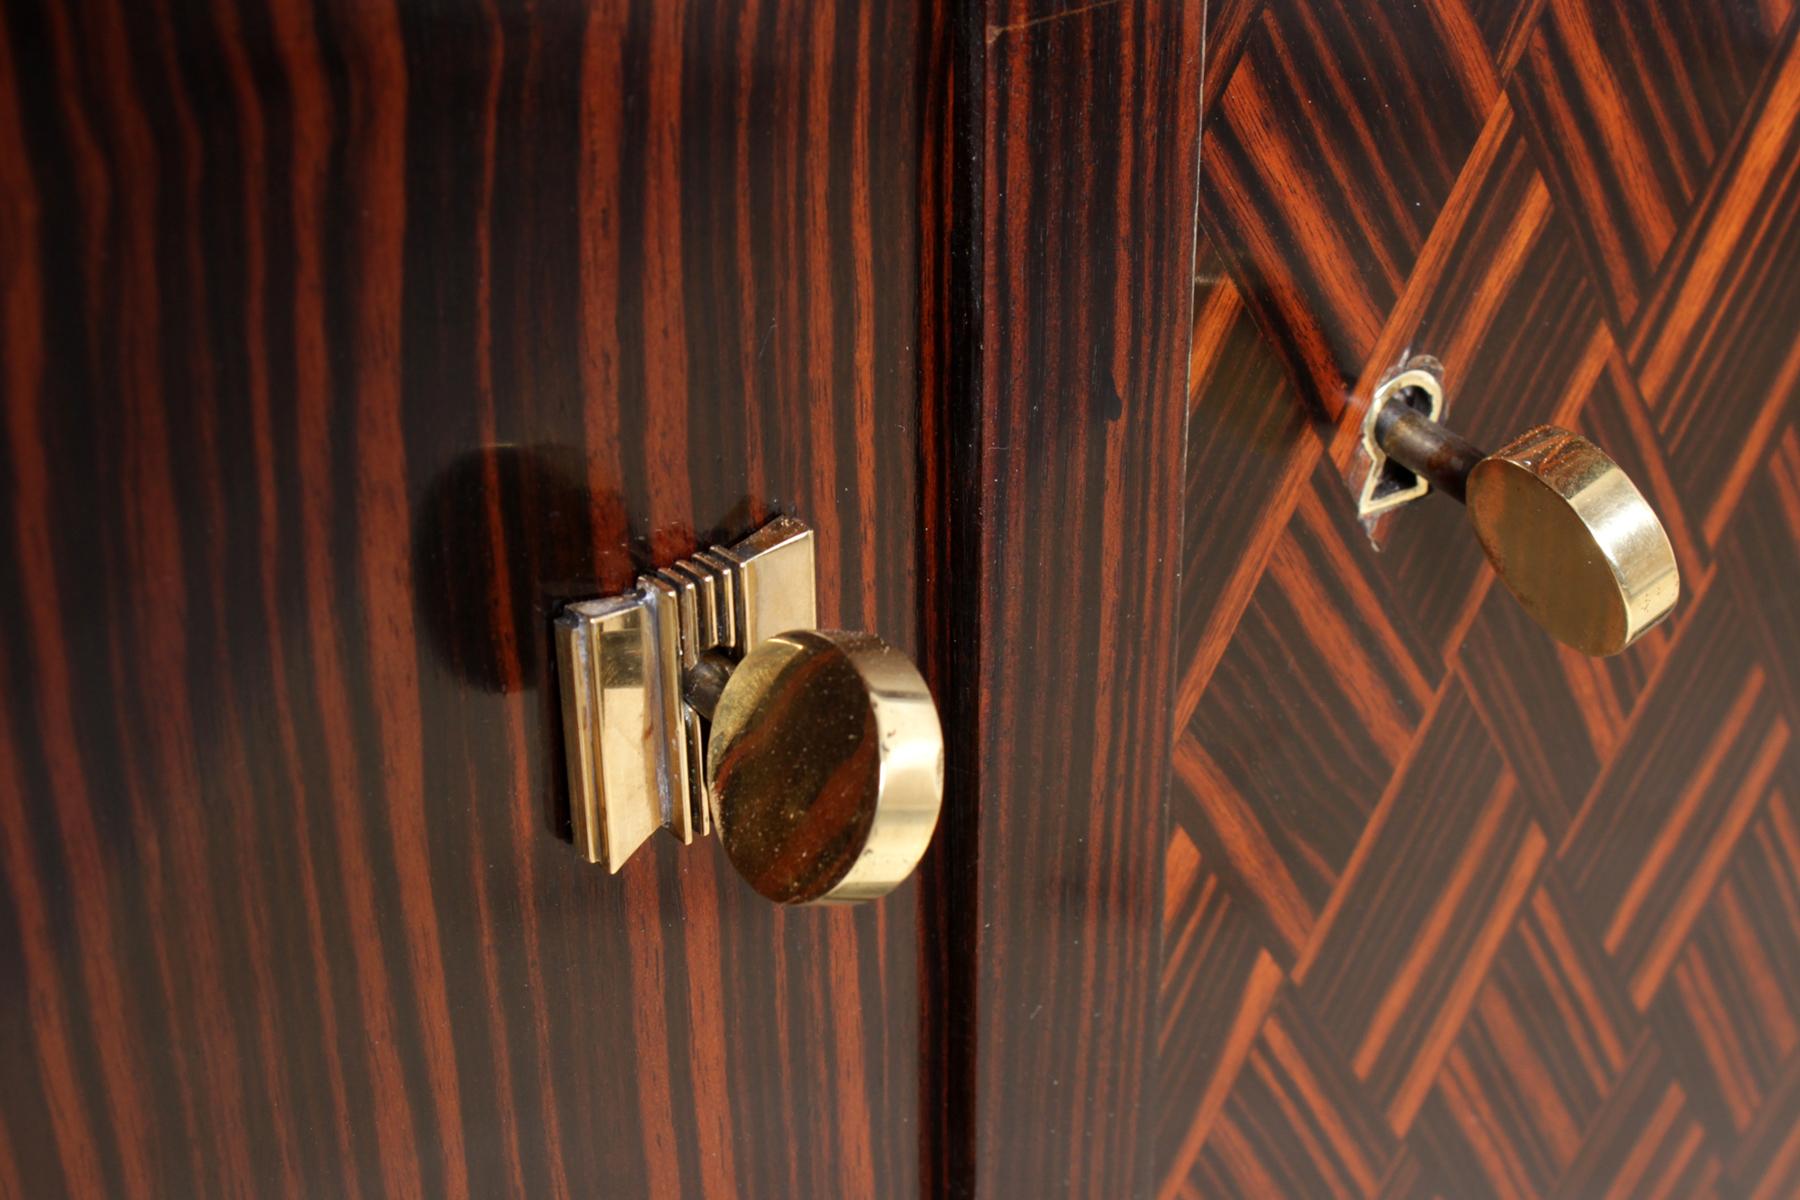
1291,669 -> 1460,985
1171,735 -> 1314,957
1349,774 -> 1524,1081
1172,429 -> 1322,733
1622,7 -> 1800,367
1627,717 -> 1790,1011
1702,335 -> 1800,546
1600,672 -> 1767,953
1627,19 -> 1800,397
1386,811 -> 1546,1135
1554,548 -> 1730,868
1154,950 -> 1284,1200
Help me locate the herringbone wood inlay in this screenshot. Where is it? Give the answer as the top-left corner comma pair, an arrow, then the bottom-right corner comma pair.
1163,1 -> 1800,1195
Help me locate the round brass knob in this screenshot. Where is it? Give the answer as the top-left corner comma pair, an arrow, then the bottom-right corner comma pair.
704,629 -> 943,904
1373,402 -> 1679,657
1467,427 -> 1679,657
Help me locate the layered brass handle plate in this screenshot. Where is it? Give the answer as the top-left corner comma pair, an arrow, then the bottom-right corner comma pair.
554,518 -> 944,904
1360,361 -> 1679,656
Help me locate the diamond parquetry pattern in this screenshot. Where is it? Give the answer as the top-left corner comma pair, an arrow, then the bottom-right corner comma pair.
1160,0 -> 1800,1195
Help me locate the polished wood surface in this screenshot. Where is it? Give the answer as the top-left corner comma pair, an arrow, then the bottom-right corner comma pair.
928,1 -> 1204,1194
1162,0 -> 1800,1195
0,0 -> 931,1194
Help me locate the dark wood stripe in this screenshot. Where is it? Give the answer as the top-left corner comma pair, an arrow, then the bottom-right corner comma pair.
942,0 -> 1204,1192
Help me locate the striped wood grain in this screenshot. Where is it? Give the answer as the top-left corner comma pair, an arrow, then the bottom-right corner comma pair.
0,0 -> 931,1195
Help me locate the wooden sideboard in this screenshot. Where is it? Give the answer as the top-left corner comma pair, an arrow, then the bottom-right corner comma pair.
2,1 -> 1796,1195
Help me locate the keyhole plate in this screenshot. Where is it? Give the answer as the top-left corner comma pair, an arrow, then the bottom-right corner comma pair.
1359,360 -> 1447,519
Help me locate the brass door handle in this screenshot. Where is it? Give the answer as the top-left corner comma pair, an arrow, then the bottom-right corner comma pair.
701,629 -> 942,903
1360,364 -> 1679,657
555,518 -> 944,903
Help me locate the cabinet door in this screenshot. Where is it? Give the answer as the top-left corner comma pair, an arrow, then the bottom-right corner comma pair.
0,2 -> 930,1194
1160,1 -> 1800,1195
